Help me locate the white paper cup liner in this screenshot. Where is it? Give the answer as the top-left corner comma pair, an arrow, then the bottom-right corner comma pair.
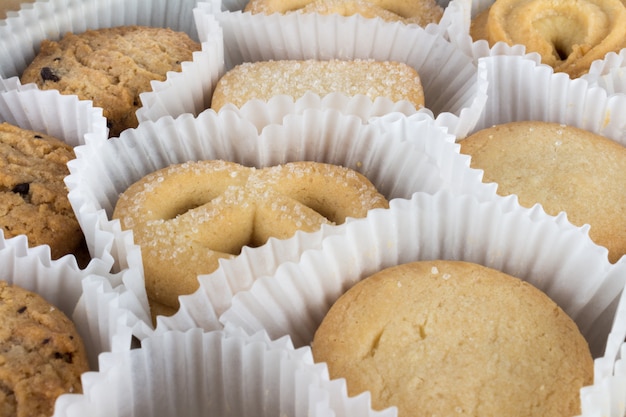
0,0 -> 216,136
66,107 -> 496,334
472,54 -> 626,146
220,190 -> 621,356
0,85 -> 108,270
582,49 -> 626,96
449,0 -> 626,89
205,0 -> 469,35
53,327 -> 397,417
194,0 -> 487,139
219,189 -> 626,414
0,82 -> 147,376
0,231 -> 138,370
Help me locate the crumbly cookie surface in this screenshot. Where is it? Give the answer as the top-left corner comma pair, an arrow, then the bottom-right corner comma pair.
0,123 -> 81,260
21,26 -> 200,137
460,121 -> 626,263
313,260 -> 593,417
0,281 -> 89,417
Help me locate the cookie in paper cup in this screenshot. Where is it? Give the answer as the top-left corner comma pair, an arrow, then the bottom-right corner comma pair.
0,0 -> 218,138
65,107 -> 495,331
53,327 -> 396,417
462,0 -> 626,79
0,85 -> 107,267
219,190 -> 626,416
202,0 -> 468,34
194,1 -> 486,139
0,228 -> 137,378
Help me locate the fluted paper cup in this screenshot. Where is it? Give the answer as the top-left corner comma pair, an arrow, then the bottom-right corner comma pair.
472,54 -> 626,146
0,0 -> 218,137
66,107 -> 496,334
194,1 -> 487,138
0,83 -> 108,269
449,0 -> 626,84
582,49 -> 626,96
219,189 -> 626,415
203,0 -> 470,36
0,231 -> 135,369
53,327 -> 397,417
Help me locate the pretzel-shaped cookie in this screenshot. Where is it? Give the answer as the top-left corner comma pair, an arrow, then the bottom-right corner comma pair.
113,160 -> 389,314
470,0 -> 626,78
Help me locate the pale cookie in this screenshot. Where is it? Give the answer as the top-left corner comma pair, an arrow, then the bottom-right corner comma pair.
245,0 -> 443,26
210,59 -> 425,111
0,281 -> 89,417
469,0 -> 626,78
113,160 -> 389,317
459,120 -> 626,263
312,260 -> 593,417
21,26 -> 200,137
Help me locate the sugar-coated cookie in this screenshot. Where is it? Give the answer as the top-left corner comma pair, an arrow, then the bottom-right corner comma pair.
211,59 -> 425,111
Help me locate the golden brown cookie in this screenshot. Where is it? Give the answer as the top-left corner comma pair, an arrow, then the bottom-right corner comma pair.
312,260 -> 593,417
469,0 -> 626,78
244,0 -> 443,26
20,26 -> 200,137
459,121 -> 626,263
210,59 -> 425,111
112,160 -> 389,316
0,123 -> 83,260
0,281 -> 89,417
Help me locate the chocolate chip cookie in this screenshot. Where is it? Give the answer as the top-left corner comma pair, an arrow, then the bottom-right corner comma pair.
0,122 -> 82,260
0,280 -> 89,417
20,25 -> 201,137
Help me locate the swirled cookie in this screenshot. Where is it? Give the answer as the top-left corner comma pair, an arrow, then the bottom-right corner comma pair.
20,26 -> 200,137
0,123 -> 84,260
113,160 -> 389,316
210,59 -> 425,111
244,0 -> 443,26
0,281 -> 89,417
470,0 -> 626,78
459,121 -> 626,263
312,260 -> 593,417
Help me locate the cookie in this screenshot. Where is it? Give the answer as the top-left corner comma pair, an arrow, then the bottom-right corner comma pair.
0,122 -> 82,260
210,59 -> 425,112
0,280 -> 89,417
20,26 -> 201,137
459,121 -> 626,263
112,160 -> 389,316
312,260 -> 593,417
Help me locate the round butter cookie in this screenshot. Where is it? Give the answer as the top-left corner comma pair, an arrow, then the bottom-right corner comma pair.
0,123 -> 83,260
20,26 -> 200,137
459,121 -> 626,263
0,281 -> 89,417
312,260 -> 593,417
113,160 -> 389,317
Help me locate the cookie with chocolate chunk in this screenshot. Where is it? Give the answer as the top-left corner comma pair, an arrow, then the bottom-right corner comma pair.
0,280 -> 89,417
0,123 -> 82,260
20,25 -> 201,137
